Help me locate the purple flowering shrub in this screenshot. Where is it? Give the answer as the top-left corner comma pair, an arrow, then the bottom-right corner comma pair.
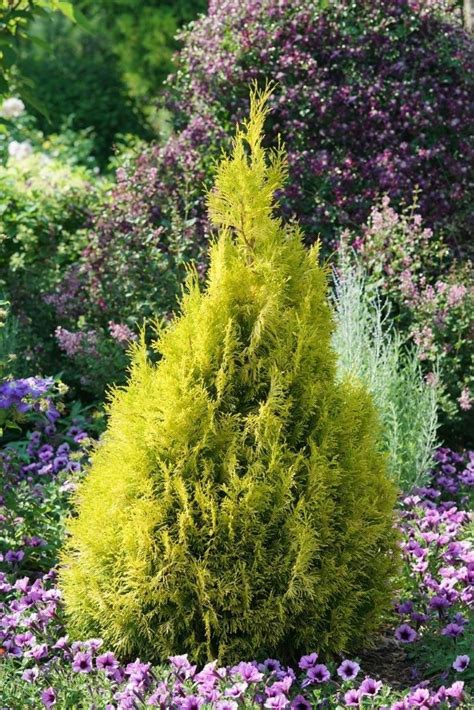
0,443 -> 472,707
347,198 -> 474,445
168,0 -> 474,245
0,378 -> 91,578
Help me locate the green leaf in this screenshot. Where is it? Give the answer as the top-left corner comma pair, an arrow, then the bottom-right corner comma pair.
18,86 -> 50,122
24,33 -> 51,51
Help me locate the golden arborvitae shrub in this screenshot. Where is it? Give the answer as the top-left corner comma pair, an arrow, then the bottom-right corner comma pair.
60,89 -> 399,664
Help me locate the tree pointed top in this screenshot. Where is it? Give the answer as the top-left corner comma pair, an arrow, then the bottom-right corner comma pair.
207,85 -> 288,250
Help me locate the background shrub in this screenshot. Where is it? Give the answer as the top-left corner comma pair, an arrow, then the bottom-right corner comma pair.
332,260 -> 438,491
61,93 -> 398,665
0,101 -> 104,384
168,0 -> 474,246
47,115 -> 224,395
78,0 -> 208,101
47,0 -> 473,399
18,13 -> 150,168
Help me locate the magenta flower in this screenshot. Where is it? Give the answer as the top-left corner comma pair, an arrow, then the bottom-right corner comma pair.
395,624 -> 417,643
452,655 -> 470,672
337,660 -> 360,681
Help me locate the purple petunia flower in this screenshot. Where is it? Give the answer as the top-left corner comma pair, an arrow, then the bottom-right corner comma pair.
96,651 -> 119,672
225,682 -> 248,698
344,689 -> 360,707
429,595 -> 451,611
302,664 -> 330,686
264,695 -> 289,709
5,549 -> 24,564
179,697 -> 204,710
359,677 -> 383,697
337,660 -> 360,681
395,624 -> 417,643
27,643 -> 48,661
41,687 -> 56,707
290,696 -> 311,710
441,623 -> 464,638
407,688 -> 430,706
259,658 -> 282,674
22,666 -> 39,683
72,650 -> 93,673
396,600 -> 413,614
446,681 -> 464,701
298,652 -> 318,670
452,655 -> 470,672
233,661 -> 263,683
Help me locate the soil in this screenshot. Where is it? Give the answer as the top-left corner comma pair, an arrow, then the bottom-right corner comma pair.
359,632 -> 415,689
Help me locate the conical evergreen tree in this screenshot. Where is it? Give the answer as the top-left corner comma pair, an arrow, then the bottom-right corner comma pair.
60,89 -> 399,664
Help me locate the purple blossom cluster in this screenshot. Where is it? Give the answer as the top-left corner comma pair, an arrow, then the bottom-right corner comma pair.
0,570 -> 469,710
0,378 -> 90,578
0,444 -> 472,707
392,448 -> 473,683
0,377 -> 58,420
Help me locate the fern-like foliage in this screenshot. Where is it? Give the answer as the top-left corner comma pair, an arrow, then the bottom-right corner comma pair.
60,89 -> 399,664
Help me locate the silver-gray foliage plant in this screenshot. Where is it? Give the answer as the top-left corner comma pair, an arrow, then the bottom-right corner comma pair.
332,259 -> 438,491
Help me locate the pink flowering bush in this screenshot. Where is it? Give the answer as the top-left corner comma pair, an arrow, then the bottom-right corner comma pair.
348,198 -> 473,445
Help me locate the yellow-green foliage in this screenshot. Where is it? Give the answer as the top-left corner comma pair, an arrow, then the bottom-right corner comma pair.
60,89 -> 399,664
